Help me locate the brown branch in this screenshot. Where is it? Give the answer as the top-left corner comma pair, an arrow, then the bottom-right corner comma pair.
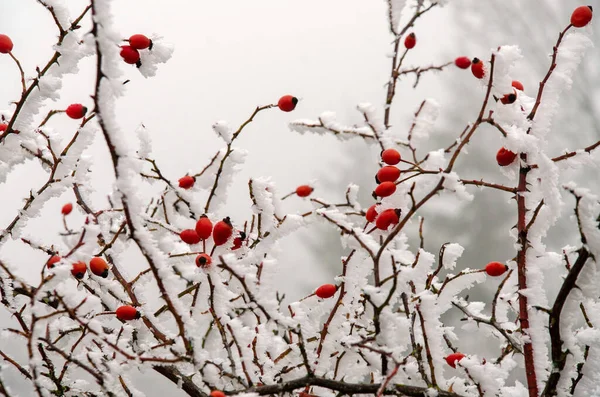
460,179 -> 517,193
527,25 -> 572,121
152,366 -> 206,397
481,117 -> 508,137
384,2 -> 437,128
542,247 -> 590,396
416,305 -> 437,388
399,61 -> 453,88
91,0 -> 191,353
0,350 -> 32,380
316,251 -> 353,358
0,4 -> 91,144
549,139 -> 600,164
204,104 -> 275,212
452,302 -> 522,354
239,375 -> 464,397
8,52 -> 26,93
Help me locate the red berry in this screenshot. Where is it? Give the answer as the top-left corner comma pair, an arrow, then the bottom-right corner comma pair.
213,217 -> 233,246
210,391 -> 225,397
178,175 -> 195,189
90,257 -> 109,278
445,352 -> 465,368
496,147 -> 517,167
381,148 -> 401,165
315,284 -> 337,299
47,255 -> 61,269
485,261 -> 508,277
120,45 -> 140,65
62,203 -> 73,215
65,104 -> 87,120
195,215 -> 213,240
0,34 -> 13,54
471,58 -> 485,79
129,34 -> 152,50
180,229 -> 201,245
195,216 -> 213,240
377,166 -> 400,183
71,261 -> 87,279
116,305 -> 140,321
232,232 -> 246,250
195,253 -> 212,268
512,80 -> 524,91
296,185 -> 313,197
374,181 -> 396,198
454,56 -> 471,69
404,33 -> 416,49
0,123 -> 7,132
278,95 -> 298,112
366,205 -> 378,223
500,92 -> 517,105
375,209 -> 400,231
571,6 -> 593,28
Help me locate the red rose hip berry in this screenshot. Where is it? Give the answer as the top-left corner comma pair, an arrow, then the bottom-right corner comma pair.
129,34 -> 152,50
454,56 -> 471,69
571,6 -> 593,28
120,45 -> 140,65
445,352 -> 465,368
404,33 -> 416,49
471,58 -> 485,79
210,391 -> 225,397
315,284 -> 337,299
71,261 -> 87,279
381,148 -> 401,165
232,232 -> 246,250
485,261 -> 508,277
180,229 -> 201,245
374,181 -> 396,198
195,215 -> 213,240
375,209 -> 400,231
116,305 -> 140,321
496,147 -> 517,166
90,257 -> 109,278
366,205 -> 378,223
213,217 -> 233,246
512,80 -> 524,91
377,166 -> 400,183
47,255 -> 61,269
178,175 -> 195,189
278,95 -> 298,112
500,92 -> 517,105
0,34 -> 13,54
61,203 -> 73,215
195,253 -> 212,268
65,104 -> 87,120
0,123 -> 7,132
296,185 -> 313,197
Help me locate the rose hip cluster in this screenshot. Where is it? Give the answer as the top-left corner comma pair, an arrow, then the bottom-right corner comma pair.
178,215 -> 246,260
0,33 -> 90,126
451,6 -> 593,174
120,34 -> 152,67
364,148 -> 401,232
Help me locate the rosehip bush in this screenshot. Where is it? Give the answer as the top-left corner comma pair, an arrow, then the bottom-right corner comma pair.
0,2 -> 599,397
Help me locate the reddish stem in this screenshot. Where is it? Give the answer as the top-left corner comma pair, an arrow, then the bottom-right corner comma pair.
516,157 -> 538,397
